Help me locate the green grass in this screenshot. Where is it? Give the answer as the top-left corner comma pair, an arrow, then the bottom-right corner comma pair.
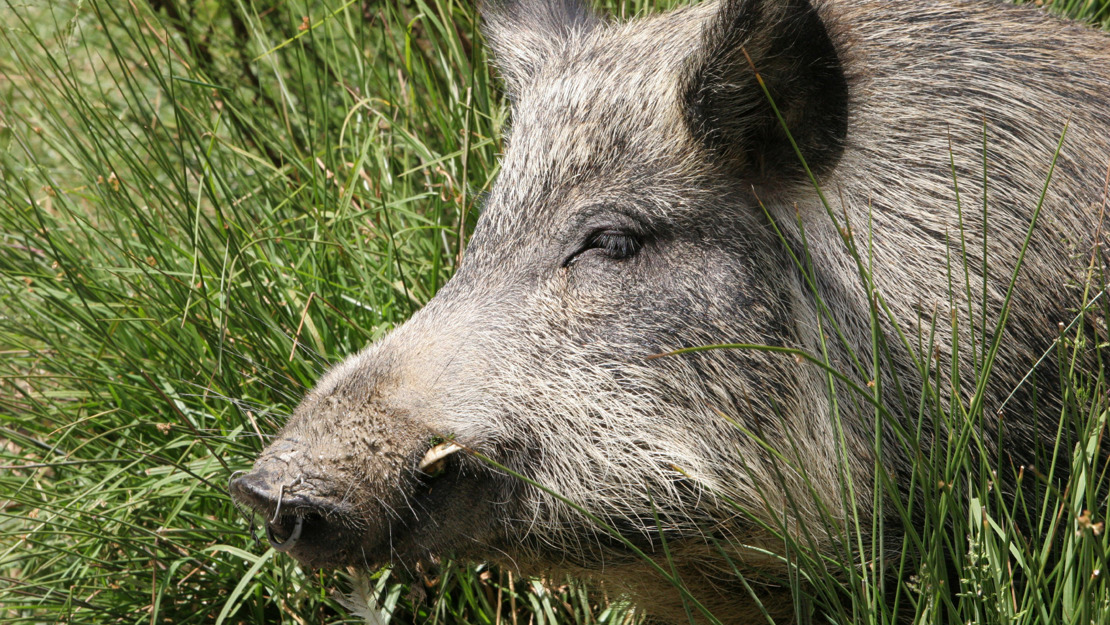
1,0 -> 1108,624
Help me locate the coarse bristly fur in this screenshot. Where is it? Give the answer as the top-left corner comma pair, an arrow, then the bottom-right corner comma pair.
232,0 -> 1110,622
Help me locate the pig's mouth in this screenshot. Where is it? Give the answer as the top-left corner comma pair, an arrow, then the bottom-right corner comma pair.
230,442 -> 493,571
265,513 -> 302,550
229,473 -> 367,568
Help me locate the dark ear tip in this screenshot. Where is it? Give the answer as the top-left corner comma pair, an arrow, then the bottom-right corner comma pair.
683,0 -> 848,183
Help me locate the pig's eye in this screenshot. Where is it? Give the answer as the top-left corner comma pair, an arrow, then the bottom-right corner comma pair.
582,230 -> 641,262
563,224 -> 645,268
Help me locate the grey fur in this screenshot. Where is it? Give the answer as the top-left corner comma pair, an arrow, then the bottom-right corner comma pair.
231,0 -> 1110,622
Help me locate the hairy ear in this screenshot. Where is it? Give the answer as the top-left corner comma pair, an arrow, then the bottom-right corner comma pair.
684,0 -> 848,184
482,0 -> 601,98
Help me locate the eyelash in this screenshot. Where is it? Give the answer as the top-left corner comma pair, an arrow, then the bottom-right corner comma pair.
587,231 -> 641,260
562,229 -> 643,268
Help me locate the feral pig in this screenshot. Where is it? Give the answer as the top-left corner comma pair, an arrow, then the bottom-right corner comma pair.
232,0 -> 1110,622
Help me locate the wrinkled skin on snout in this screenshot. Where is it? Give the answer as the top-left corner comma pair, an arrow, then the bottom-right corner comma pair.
232,0 -> 1110,621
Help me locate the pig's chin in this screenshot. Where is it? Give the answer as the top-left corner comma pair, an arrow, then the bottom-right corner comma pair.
231,452 -> 506,572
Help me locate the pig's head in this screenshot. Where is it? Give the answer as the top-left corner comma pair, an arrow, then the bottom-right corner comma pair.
231,0 -> 854,591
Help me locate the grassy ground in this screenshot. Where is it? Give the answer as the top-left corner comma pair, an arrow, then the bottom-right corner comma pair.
1,0 -> 1109,624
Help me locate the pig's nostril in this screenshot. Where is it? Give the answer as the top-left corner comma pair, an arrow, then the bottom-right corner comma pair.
229,472 -> 279,511
266,515 -> 304,552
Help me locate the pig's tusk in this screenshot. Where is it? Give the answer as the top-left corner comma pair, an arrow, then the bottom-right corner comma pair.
418,442 -> 462,471
267,516 -> 304,552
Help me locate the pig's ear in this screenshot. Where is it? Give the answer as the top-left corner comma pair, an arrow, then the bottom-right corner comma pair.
481,0 -> 600,99
684,0 -> 848,183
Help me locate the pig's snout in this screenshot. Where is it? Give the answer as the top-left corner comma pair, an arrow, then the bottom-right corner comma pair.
229,470 -> 356,564
231,472 -> 309,551
229,424 -> 483,570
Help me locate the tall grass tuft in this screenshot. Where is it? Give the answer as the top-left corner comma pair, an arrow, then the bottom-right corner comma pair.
0,0 -> 500,621
0,1 -> 1107,624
